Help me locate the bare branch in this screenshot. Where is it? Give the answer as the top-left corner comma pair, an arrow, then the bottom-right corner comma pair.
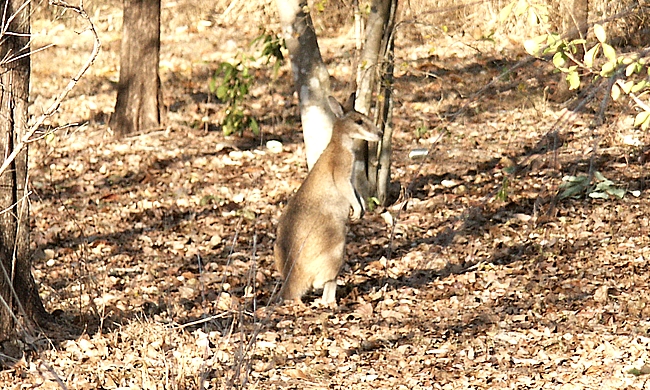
0,0 -> 101,178
0,0 -> 31,38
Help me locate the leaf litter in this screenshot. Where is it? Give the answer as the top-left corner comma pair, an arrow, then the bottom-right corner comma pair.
2,1 -> 650,389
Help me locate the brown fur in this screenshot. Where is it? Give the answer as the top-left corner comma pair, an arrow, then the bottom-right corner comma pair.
274,97 -> 381,305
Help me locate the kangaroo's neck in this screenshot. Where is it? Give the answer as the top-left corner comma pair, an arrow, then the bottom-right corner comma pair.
330,124 -> 354,152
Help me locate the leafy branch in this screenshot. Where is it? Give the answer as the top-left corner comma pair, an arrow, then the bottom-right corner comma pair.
209,59 -> 259,136
208,30 -> 285,136
523,22 -> 650,129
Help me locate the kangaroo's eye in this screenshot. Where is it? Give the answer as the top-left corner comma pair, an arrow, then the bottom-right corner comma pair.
355,119 -> 364,125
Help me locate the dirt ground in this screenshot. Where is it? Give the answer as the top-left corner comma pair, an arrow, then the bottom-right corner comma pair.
2,1 -> 650,389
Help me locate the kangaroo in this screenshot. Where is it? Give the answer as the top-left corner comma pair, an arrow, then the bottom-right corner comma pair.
274,95 -> 382,305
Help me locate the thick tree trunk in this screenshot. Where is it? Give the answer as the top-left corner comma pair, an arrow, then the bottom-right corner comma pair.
276,0 -> 335,169
0,0 -> 49,342
354,0 -> 397,205
110,0 -> 162,137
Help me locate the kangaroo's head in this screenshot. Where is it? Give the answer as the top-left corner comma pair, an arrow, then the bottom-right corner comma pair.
329,95 -> 383,142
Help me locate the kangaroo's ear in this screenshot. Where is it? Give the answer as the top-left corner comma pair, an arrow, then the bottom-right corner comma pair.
328,96 -> 345,118
342,92 -> 356,113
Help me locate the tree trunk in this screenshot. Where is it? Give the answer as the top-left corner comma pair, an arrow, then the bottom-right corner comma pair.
275,0 -> 335,170
0,0 -> 49,342
354,0 -> 397,205
562,0 -> 589,42
110,0 -> 162,137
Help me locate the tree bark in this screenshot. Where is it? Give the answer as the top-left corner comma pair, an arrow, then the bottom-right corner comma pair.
562,0 -> 589,42
110,0 -> 162,137
354,0 -> 397,205
276,0 -> 335,170
0,0 -> 49,342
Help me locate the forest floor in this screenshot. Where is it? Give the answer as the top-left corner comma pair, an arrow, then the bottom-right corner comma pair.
2,1 -> 650,389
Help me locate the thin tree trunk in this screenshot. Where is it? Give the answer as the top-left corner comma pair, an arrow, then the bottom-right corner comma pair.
354,0 -> 397,205
110,0 -> 162,137
375,70 -> 394,204
276,0 -> 335,169
0,0 -> 49,341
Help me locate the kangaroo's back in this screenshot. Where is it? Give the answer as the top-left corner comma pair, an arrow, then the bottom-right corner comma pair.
274,96 -> 382,305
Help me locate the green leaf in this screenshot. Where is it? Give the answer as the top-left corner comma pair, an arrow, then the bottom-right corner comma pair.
566,71 -> 580,90
524,34 -> 548,55
524,39 -> 540,55
200,195 -> 221,206
218,62 -> 234,80
610,83 -> 621,101
545,33 -> 562,46
272,60 -> 281,76
532,4 -> 549,24
634,111 -> 650,128
513,0 -> 528,16
544,35 -> 565,54
553,52 -> 567,68
527,7 -> 538,25
594,24 -> 607,43
216,84 -> 228,100
602,43 -> 617,61
601,61 -> 616,77
584,44 -> 599,68
607,187 -> 626,199
217,62 -> 232,73
249,117 -> 259,135
626,63 -> 637,76
497,177 -> 509,201
628,368 -> 642,376
589,191 -> 609,199
631,80 -> 648,93
45,132 -> 56,144
236,208 -> 257,221
498,1 -> 516,22
367,197 -> 380,212
595,180 -> 614,191
559,175 -> 590,199
621,80 -> 634,93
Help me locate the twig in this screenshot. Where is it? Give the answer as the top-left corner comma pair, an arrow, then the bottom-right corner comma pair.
168,312 -> 231,330
384,131 -> 445,263
0,0 -> 30,38
619,79 -> 650,112
0,190 -> 31,216
0,0 -> 101,178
